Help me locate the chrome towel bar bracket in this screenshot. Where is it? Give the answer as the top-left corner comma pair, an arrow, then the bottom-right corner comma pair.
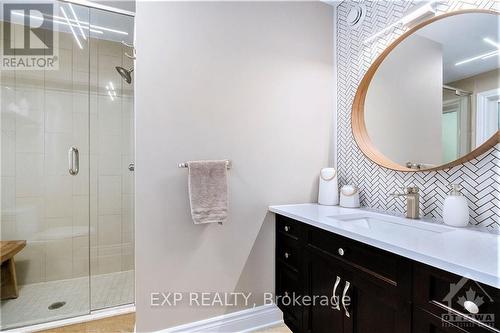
178,160 -> 232,169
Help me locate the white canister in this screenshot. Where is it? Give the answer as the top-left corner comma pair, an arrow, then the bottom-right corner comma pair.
340,185 -> 360,208
318,168 -> 339,206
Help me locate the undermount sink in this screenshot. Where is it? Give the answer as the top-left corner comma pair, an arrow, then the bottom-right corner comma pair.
327,213 -> 454,236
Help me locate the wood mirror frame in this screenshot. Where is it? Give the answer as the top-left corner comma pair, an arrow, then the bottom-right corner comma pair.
352,9 -> 500,172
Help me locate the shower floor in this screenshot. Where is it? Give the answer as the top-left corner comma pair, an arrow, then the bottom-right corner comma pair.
0,270 -> 134,330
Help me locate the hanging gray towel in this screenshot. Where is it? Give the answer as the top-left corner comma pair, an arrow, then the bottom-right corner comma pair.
187,160 -> 228,224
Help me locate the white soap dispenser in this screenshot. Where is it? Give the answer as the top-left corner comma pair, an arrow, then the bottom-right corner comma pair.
442,184 -> 470,227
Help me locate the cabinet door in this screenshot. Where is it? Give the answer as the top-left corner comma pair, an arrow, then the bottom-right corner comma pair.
305,253 -> 345,333
342,269 -> 412,333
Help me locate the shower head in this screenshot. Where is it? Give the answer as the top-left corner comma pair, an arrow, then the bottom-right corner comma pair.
116,66 -> 134,84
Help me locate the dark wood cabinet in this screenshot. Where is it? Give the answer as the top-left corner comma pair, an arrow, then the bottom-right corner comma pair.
413,263 -> 500,333
342,267 -> 412,333
305,253 -> 345,333
275,214 -> 500,333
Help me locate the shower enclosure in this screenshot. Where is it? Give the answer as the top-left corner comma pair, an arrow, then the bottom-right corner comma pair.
0,1 -> 134,329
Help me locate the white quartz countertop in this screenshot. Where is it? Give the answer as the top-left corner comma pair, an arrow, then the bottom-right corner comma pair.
269,203 -> 500,288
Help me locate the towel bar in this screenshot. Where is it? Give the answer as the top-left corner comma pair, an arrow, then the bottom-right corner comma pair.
178,160 -> 231,169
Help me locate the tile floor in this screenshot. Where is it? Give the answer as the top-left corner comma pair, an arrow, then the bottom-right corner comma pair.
0,270 -> 134,330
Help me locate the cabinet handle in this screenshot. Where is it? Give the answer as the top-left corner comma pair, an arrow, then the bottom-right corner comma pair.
284,252 -> 290,259
431,301 -> 500,333
284,226 -> 290,232
338,248 -> 345,256
68,147 -> 79,176
332,276 -> 341,311
463,300 -> 479,314
342,281 -> 350,318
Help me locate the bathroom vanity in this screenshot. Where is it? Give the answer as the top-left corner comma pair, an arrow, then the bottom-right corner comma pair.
271,204 -> 500,333
272,8 -> 500,333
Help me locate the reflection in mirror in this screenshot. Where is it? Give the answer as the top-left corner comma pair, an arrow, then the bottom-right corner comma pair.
364,12 -> 499,170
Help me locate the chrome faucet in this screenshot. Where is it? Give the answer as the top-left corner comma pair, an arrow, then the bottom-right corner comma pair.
391,186 -> 420,219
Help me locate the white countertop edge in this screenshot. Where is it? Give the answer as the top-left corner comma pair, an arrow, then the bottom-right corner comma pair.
269,204 -> 500,289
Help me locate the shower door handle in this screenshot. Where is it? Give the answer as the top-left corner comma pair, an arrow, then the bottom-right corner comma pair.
68,147 -> 79,176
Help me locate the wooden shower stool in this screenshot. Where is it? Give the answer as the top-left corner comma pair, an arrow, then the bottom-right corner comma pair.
1,240 -> 26,300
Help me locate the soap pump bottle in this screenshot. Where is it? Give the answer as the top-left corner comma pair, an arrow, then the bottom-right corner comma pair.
442,184 -> 470,227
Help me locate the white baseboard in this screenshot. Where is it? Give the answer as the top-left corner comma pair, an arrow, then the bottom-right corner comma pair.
156,304 -> 283,333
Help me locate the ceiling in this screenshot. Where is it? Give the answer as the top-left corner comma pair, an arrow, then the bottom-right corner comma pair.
415,12 -> 500,83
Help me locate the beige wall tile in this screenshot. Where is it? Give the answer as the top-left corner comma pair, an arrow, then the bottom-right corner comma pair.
98,253 -> 122,274
1,86 -> 17,130
15,153 -> 44,197
98,215 -> 122,246
45,132 -> 72,156
45,176 -> 73,218
73,195 -> 89,226
2,130 -> 16,176
16,126 -> 43,153
15,88 -> 44,127
98,133 -> 121,156
15,197 -> 44,239
16,243 -> 46,284
99,153 -> 122,175
1,176 -> 16,215
1,214 -> 17,240
98,176 -> 122,215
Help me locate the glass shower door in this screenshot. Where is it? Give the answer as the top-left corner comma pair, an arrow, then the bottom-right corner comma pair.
90,8 -> 134,310
0,1 -> 91,328
88,6 -> 134,310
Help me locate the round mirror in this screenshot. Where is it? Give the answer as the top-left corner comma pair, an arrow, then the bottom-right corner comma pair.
353,10 -> 500,171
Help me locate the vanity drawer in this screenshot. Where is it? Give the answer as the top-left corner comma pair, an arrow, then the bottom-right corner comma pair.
276,263 -> 302,328
277,234 -> 300,271
276,215 -> 301,240
306,224 -> 411,294
414,263 -> 500,332
413,308 -> 471,333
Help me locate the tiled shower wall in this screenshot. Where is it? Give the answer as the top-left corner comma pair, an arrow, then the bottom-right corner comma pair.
0,28 -> 134,284
336,1 -> 500,229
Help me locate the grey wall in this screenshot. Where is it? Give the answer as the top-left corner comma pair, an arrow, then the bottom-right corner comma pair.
135,2 -> 333,331
336,1 -> 500,229
447,68 -> 500,149
366,34 -> 443,166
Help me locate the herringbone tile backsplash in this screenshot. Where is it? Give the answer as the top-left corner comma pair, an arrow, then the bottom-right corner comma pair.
336,1 -> 500,229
